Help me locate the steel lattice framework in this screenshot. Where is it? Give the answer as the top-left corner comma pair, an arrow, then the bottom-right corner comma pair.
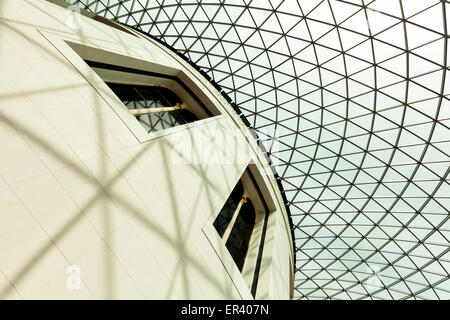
68,0 -> 450,300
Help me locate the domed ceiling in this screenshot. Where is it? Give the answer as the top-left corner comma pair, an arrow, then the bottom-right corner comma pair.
69,0 -> 450,300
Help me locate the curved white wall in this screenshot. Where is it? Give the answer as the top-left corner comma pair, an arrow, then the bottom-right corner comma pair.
0,0 -> 293,299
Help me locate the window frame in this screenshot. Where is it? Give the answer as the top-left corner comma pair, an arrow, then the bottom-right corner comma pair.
61,39 -> 223,144
203,164 -> 275,299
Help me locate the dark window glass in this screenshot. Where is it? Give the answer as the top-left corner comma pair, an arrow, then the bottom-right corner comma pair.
106,83 -> 198,133
213,181 -> 244,237
225,198 -> 255,271
213,180 -> 256,271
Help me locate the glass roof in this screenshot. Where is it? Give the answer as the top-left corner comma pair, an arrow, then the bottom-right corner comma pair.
69,0 -> 450,300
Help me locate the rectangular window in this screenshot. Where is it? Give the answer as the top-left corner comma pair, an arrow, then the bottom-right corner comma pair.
213,168 -> 269,297
84,60 -> 218,137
